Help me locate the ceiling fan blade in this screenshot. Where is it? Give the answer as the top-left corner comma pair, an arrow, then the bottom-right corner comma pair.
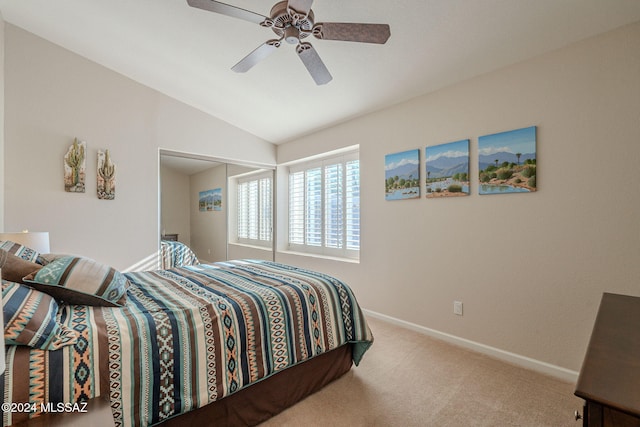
231,40 -> 281,73
187,0 -> 267,25
287,0 -> 314,16
296,43 -> 332,85
313,22 -> 391,44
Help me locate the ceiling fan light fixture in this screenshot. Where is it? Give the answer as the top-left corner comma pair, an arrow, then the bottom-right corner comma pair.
187,0 -> 390,84
284,26 -> 300,44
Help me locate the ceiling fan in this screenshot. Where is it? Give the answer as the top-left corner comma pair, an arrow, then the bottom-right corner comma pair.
187,0 -> 391,85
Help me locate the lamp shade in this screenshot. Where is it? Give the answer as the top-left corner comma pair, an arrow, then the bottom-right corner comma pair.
0,231 -> 50,253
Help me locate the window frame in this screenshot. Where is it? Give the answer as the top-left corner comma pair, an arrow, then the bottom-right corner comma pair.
230,170 -> 273,249
287,150 -> 360,260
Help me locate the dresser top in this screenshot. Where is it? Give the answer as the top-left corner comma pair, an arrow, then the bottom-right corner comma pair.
575,292 -> 640,417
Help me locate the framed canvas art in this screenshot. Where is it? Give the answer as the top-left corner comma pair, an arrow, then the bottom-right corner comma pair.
478,126 -> 537,195
199,188 -> 222,211
385,149 -> 420,200
425,139 -> 470,198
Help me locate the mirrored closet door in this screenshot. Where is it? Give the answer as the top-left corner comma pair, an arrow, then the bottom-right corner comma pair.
159,150 -> 274,263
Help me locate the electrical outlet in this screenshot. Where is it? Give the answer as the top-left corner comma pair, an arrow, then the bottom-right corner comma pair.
453,301 -> 463,316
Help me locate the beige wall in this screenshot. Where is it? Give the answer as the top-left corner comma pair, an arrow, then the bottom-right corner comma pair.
3,24 -> 275,270
277,22 -> 640,375
189,164 -> 227,263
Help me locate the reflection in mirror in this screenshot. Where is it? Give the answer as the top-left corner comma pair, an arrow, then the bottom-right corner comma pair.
159,151 -> 274,264
227,165 -> 274,261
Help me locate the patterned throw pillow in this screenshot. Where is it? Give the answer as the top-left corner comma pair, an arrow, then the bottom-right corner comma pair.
2,280 -> 78,350
23,256 -> 129,307
0,249 -> 43,283
37,253 -> 70,266
0,240 -> 40,263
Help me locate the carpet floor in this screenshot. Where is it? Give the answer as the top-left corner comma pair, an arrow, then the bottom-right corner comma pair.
261,316 -> 584,426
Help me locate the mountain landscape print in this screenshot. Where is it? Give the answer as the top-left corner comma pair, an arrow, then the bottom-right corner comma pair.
478,126 -> 537,195
385,149 -> 420,200
199,188 -> 222,211
425,139 -> 470,198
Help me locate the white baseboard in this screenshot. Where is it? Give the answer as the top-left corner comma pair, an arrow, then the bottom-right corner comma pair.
363,309 -> 579,384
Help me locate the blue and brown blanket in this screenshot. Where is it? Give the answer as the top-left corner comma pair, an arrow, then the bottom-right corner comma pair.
2,260 -> 373,426
160,240 -> 200,269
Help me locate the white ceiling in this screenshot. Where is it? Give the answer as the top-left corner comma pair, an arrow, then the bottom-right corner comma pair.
160,154 -> 223,176
1,1 -> 640,144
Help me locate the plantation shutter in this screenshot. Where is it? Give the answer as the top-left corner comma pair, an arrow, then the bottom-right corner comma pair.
288,171 -> 305,245
345,159 -> 360,250
259,177 -> 272,242
305,167 -> 323,247
324,162 -> 343,249
237,181 -> 249,239
287,150 -> 359,259
247,180 -> 258,239
236,172 -> 272,246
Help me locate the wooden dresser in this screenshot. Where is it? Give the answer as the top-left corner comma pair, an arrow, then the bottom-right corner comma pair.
574,293 -> 640,427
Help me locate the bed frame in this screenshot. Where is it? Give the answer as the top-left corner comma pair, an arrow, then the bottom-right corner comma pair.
157,345 -> 353,426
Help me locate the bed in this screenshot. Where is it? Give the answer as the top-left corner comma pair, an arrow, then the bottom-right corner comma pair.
0,241 -> 373,427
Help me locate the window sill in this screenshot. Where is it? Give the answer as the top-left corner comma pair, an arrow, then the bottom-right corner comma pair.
277,250 -> 360,264
229,242 -> 273,252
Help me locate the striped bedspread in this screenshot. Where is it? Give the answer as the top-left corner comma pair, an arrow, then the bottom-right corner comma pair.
160,240 -> 200,269
2,260 -> 373,426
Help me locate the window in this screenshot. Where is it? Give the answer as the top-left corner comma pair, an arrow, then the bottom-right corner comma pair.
234,171 -> 272,247
288,151 -> 359,259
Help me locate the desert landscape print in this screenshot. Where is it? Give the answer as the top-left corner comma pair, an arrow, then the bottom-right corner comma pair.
199,188 -> 222,211
425,139 -> 470,198
385,149 -> 420,200
478,126 -> 537,195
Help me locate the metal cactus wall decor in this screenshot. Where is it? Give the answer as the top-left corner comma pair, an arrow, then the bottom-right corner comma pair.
64,138 -> 86,193
97,149 -> 116,200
